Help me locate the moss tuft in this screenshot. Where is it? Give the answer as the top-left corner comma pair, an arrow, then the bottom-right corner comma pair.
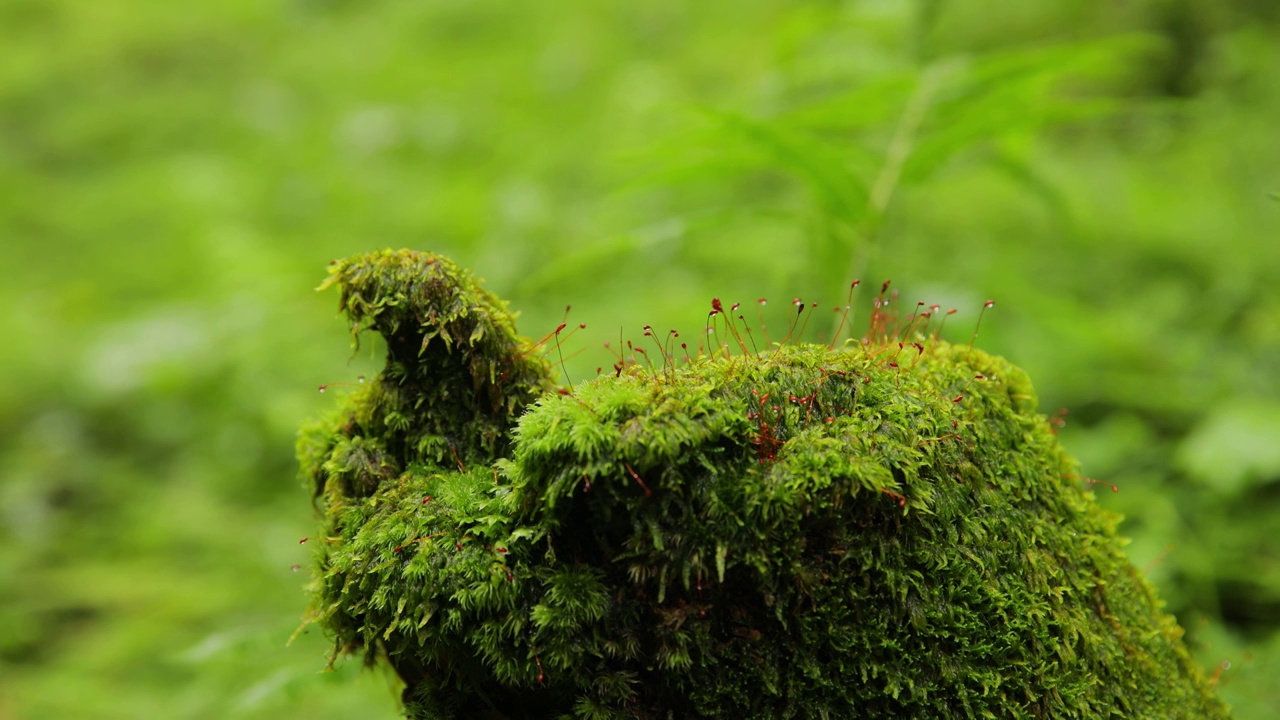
299,250 -> 556,502
300,250 -> 1231,719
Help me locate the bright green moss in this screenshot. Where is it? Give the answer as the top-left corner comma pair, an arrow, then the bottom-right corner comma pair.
300,249 -> 1231,719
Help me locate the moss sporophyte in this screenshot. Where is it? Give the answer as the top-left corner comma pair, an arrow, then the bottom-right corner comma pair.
297,249 -> 1231,719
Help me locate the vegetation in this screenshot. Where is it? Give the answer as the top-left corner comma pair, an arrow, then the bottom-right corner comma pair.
301,249 -> 1228,718
2,1 -> 1276,718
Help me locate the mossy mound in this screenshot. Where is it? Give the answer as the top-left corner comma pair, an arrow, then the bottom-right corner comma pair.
299,249 -> 1230,719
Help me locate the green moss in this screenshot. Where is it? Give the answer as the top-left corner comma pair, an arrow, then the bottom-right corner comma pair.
300,249 -> 1231,719
300,250 -> 557,503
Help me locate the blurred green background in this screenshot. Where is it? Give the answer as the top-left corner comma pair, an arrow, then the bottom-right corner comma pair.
2,0 -> 1277,717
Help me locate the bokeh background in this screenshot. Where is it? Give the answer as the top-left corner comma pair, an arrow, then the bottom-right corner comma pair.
2,0 -> 1278,717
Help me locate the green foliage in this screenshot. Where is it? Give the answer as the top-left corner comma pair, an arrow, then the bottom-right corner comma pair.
303,250 -> 1230,719
3,1 -> 1277,717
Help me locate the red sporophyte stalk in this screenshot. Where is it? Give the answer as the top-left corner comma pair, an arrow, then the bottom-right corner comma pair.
718,301 -> 749,356
881,488 -> 907,507
1049,408 -> 1069,435
866,281 -> 892,342
625,463 -> 652,497
707,299 -> 726,359
952,374 -> 986,404
967,300 -> 995,357
642,325 -> 668,373
549,315 -> 588,391
829,280 -> 862,349
730,314 -> 755,354
448,442 -> 467,472
1207,659 -> 1232,687
796,301 -> 819,342
772,298 -> 807,355
1067,474 -> 1120,493
318,375 -> 366,393
515,323 -> 567,362
642,326 -> 684,377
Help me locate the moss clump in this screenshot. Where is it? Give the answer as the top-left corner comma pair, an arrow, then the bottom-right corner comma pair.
300,250 -> 556,503
299,249 -> 1231,719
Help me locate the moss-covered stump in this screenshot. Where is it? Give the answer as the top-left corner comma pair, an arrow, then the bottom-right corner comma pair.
299,249 -> 1230,719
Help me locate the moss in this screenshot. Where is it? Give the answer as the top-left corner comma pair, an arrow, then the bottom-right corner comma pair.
300,250 -> 557,503
300,249 -> 1231,719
